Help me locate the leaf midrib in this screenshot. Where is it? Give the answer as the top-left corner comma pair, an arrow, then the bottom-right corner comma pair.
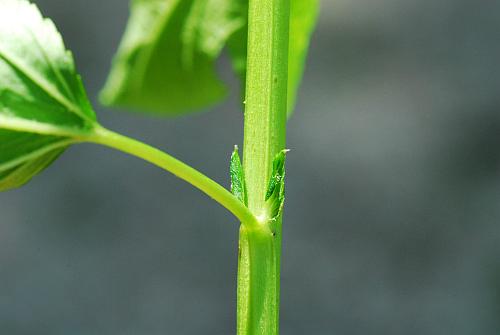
0,114 -> 95,138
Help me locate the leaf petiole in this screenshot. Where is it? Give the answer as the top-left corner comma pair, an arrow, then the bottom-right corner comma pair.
84,126 -> 262,230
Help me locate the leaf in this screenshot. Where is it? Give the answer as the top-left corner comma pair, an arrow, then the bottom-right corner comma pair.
0,0 -> 97,191
100,0 -> 246,115
265,150 -> 288,220
228,0 -> 320,117
230,145 -> 247,206
287,0 -> 319,114
226,1 -> 248,84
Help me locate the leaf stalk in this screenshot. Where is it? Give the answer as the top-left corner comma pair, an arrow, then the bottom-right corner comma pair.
85,126 -> 261,230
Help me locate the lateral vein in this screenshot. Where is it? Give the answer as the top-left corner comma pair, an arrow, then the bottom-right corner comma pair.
0,46 -> 92,124
0,139 -> 74,173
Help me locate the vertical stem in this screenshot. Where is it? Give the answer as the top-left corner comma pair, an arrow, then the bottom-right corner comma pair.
238,0 -> 289,333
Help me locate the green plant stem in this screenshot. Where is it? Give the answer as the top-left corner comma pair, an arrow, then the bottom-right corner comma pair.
238,0 -> 290,333
85,126 -> 259,228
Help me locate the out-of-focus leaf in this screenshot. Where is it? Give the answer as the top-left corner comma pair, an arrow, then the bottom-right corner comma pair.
287,0 -> 319,114
226,1 -> 248,86
0,0 -> 97,191
100,0 -> 246,115
229,0 -> 320,117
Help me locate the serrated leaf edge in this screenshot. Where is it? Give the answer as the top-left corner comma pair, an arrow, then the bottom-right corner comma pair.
0,46 -> 91,125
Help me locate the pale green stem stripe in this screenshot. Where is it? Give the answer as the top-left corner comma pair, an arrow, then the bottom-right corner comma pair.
85,126 -> 259,228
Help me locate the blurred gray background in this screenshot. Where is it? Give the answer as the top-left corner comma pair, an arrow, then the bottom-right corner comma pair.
1,0 -> 500,334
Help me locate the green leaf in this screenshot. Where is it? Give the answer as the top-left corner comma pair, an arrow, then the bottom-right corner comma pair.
100,0 -> 246,115
229,0 -> 319,117
0,0 -> 97,191
230,145 -> 247,206
265,150 -> 288,220
226,1 -> 248,84
287,0 -> 319,114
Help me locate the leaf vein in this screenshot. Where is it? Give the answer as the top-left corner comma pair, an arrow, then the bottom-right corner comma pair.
0,114 -> 93,138
23,24 -> 78,104
0,139 -> 73,173
0,46 -> 92,124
